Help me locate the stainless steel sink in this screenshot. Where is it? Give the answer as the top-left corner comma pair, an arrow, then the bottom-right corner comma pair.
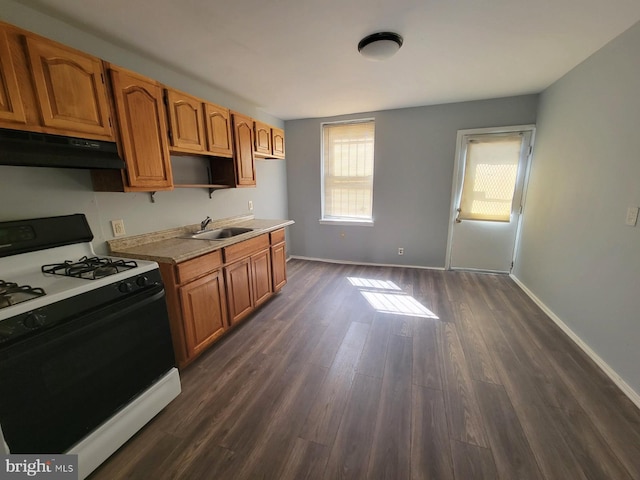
184,227 -> 254,241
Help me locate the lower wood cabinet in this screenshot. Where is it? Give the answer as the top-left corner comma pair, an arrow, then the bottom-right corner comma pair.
224,257 -> 254,325
271,242 -> 287,291
179,269 -> 227,357
160,230 -> 286,367
270,228 -> 287,292
225,242 -> 272,325
251,248 -> 273,307
159,250 -> 227,368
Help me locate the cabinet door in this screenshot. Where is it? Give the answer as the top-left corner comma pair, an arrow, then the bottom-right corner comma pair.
0,29 -> 26,125
252,248 -> 273,307
204,102 -> 233,157
25,36 -> 113,139
225,257 -> 254,325
253,120 -> 272,156
232,112 -> 256,186
179,270 -> 228,357
165,88 -> 206,153
271,127 -> 285,159
110,66 -> 173,190
271,242 -> 287,291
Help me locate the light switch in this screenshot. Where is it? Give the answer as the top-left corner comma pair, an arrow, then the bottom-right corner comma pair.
625,206 -> 639,226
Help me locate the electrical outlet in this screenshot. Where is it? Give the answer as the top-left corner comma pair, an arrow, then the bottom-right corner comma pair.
398,247 -> 404,255
248,200 -> 254,211
625,206 -> 639,226
111,219 -> 126,237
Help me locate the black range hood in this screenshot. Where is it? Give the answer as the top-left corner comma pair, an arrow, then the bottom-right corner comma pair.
0,128 -> 125,170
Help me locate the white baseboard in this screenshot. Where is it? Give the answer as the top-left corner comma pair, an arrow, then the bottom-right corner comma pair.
288,255 -> 445,271
510,274 -> 640,410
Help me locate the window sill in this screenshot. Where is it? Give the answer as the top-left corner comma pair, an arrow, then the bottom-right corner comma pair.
319,219 -> 374,227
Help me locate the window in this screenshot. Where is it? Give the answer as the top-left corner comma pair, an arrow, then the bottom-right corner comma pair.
321,119 -> 375,224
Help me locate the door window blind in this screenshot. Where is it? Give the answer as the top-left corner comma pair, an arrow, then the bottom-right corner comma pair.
459,134 -> 522,222
322,120 -> 375,221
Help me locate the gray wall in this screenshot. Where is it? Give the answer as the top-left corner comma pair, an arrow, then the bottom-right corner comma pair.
0,1 -> 288,254
285,96 -> 538,267
514,22 -> 640,394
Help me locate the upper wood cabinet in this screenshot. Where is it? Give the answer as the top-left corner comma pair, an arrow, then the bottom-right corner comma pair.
1,20 -> 285,192
109,65 -> 173,191
0,28 -> 27,125
232,112 -> 256,186
253,120 -> 272,156
0,21 -> 113,140
165,88 -> 233,161
165,88 -> 206,154
253,120 -> 285,159
25,36 -> 114,140
204,102 -> 233,158
271,127 -> 285,159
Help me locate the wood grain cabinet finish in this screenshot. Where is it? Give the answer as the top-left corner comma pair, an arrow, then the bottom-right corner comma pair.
159,250 -> 226,368
179,270 -> 228,357
165,88 -> 206,153
253,120 -> 272,156
0,21 -> 113,140
165,88 -> 233,158
0,28 -> 26,125
25,36 -> 114,139
271,127 -> 285,159
270,231 -> 287,292
204,102 -> 233,157
225,248 -> 273,325
251,248 -> 273,307
224,233 -> 273,324
109,66 -> 173,190
254,121 -> 286,159
160,232 -> 286,366
231,112 -> 256,186
224,257 -> 254,325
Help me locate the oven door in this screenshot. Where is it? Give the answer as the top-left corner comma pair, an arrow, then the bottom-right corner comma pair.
0,283 -> 175,454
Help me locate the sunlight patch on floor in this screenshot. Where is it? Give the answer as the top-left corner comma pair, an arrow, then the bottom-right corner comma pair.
347,277 -> 438,319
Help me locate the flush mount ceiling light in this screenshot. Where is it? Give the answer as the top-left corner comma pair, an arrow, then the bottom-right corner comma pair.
358,32 -> 404,61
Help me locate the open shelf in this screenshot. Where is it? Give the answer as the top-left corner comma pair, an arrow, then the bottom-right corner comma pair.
174,184 -> 231,189
170,155 -> 237,197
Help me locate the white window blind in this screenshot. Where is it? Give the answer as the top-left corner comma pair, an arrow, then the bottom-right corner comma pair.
322,120 -> 375,222
459,135 -> 522,222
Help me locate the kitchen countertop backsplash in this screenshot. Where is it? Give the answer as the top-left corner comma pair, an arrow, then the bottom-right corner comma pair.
107,215 -> 293,264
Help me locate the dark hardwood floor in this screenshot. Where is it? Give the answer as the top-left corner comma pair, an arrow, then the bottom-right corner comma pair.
90,259 -> 640,479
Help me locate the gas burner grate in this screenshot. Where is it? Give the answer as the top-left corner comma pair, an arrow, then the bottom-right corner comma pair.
0,280 -> 46,309
41,256 -> 138,280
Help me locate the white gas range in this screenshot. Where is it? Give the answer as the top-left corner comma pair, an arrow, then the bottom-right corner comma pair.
0,214 -> 181,479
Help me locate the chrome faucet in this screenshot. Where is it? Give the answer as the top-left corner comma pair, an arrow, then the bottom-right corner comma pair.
200,216 -> 212,231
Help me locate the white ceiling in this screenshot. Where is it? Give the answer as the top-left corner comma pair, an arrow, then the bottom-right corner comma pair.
18,0 -> 640,120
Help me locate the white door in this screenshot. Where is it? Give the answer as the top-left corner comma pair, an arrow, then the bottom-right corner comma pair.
447,126 -> 534,272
